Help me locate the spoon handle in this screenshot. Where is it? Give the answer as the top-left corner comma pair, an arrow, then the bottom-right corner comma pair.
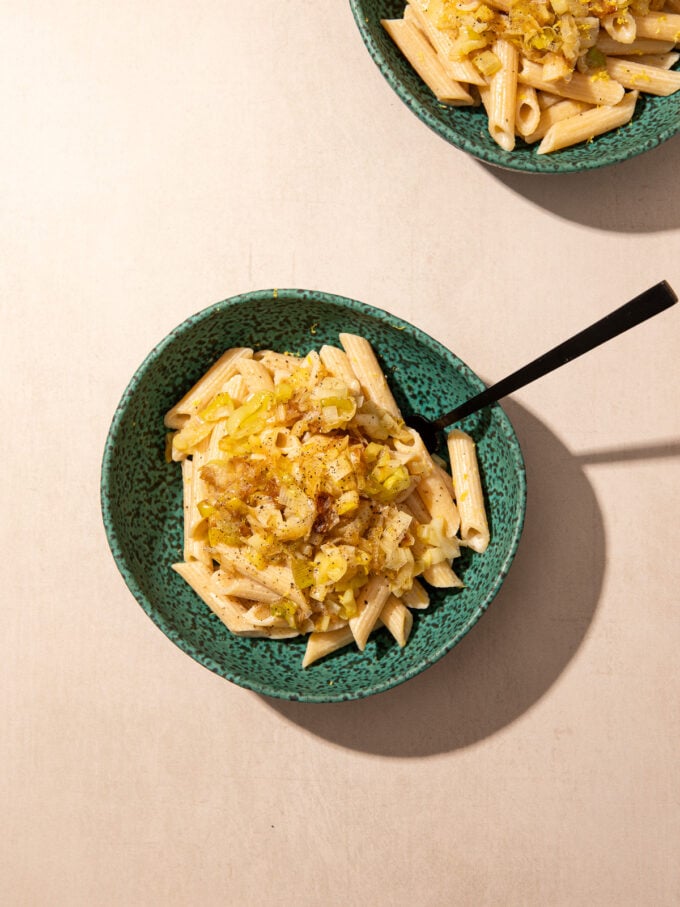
433,280 -> 678,431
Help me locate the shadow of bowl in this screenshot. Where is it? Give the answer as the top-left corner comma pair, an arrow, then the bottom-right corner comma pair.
483,133 -> 680,233
261,398 -> 605,755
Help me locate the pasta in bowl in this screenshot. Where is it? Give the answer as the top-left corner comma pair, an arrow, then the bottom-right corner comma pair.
101,289 -> 526,701
350,0 -> 680,171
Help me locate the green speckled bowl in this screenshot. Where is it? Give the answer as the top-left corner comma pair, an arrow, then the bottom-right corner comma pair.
101,289 -> 526,702
350,0 -> 680,172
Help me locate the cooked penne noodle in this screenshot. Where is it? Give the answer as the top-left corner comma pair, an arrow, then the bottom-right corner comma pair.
234,358 -> 275,393
603,10 -> 637,43
403,488 -> 431,525
416,469 -> 461,537
212,544 -> 308,608
380,595 -> 414,647
381,18 -> 475,105
208,568 -> 282,604
433,462 -> 455,498
318,345 -> 361,396
401,578 -> 430,609
515,85 -> 541,137
596,35 -> 675,55
302,625 -> 356,668
164,347 -> 252,429
405,1 -> 486,85
349,575 -> 392,652
488,40 -> 520,151
446,429 -> 490,553
205,417 -> 230,462
422,560 -> 465,588
634,12 -> 680,43
523,98 -> 590,143
339,333 -> 402,420
181,458 -> 211,565
221,373 -> 249,404
542,53 -> 572,82
624,51 -> 680,68
537,90 -> 638,153
383,1 -> 679,154
172,561 -> 297,638
253,350 -> 303,375
519,60 -> 626,106
537,91 -> 565,109
605,56 -> 680,94
188,449 -> 209,538
393,428 -> 436,477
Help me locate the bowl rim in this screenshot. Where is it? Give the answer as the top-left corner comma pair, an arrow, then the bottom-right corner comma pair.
101,288 -> 527,701
348,0 -> 680,174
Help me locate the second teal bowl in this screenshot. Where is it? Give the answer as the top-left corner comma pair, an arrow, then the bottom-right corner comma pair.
350,0 -> 680,173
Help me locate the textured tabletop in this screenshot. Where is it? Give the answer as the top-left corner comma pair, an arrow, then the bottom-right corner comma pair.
1,3 -> 679,906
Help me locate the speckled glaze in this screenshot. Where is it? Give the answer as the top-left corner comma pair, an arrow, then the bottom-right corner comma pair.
350,0 -> 680,173
101,290 -> 526,702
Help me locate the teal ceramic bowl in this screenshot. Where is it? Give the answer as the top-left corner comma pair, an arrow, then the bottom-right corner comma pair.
101,289 -> 526,702
350,0 -> 680,172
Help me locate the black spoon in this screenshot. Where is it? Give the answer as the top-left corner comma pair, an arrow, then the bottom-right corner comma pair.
407,280 -> 678,452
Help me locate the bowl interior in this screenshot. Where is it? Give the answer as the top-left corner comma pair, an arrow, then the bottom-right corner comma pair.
101,289 -> 526,701
350,0 -> 680,173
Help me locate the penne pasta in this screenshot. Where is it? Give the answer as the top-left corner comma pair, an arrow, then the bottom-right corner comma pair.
596,35 -> 675,55
605,56 -> 680,95
164,347 -> 252,429
380,595 -> 414,647
624,51 -> 680,68
234,358 -> 275,393
318,345 -> 361,396
537,90 -> 638,154
383,0 -> 680,154
181,458 -> 211,565
339,333 -> 402,420
603,10 -> 637,44
168,336 -> 491,666
523,99 -> 591,143
634,12 -> 680,43
446,429 -> 490,553
422,560 -> 465,588
405,1 -> 487,85
401,578 -> 430,609
253,350 -> 303,375
302,625 -> 356,668
349,575 -> 392,652
488,39 -> 520,151
515,85 -> 541,137
537,91 -> 565,109
381,18 -> 475,105
212,544 -> 308,609
519,60 -> 626,106
416,469 -> 461,537
208,568 -> 282,604
172,561 -> 297,638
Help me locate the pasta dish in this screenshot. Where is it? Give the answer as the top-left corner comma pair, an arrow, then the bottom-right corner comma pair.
383,0 -> 680,153
165,334 -> 489,667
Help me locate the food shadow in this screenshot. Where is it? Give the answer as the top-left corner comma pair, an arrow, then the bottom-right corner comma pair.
260,398 -> 606,756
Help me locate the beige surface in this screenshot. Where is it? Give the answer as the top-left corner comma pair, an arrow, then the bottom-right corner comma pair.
2,3 -> 680,906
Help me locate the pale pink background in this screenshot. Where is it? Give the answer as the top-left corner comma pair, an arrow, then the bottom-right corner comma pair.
2,3 -> 680,905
